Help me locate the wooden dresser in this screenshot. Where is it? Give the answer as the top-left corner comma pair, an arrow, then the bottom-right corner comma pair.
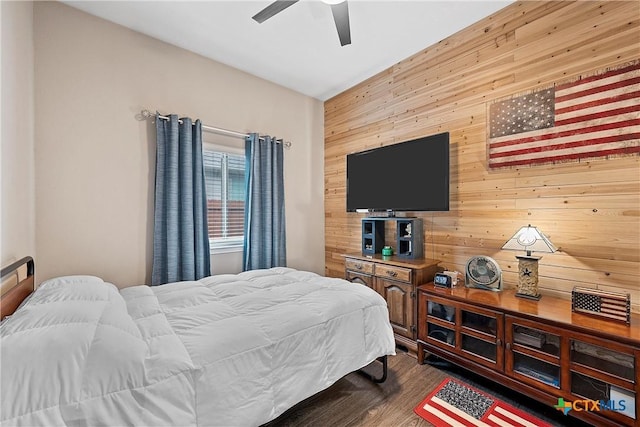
417,283 -> 640,427
343,252 -> 439,356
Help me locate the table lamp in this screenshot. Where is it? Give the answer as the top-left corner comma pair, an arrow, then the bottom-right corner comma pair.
502,225 -> 557,300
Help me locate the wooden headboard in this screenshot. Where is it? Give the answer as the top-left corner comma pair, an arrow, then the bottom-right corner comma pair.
0,256 -> 35,320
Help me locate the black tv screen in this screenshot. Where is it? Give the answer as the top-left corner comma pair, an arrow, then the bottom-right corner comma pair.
346,132 -> 450,212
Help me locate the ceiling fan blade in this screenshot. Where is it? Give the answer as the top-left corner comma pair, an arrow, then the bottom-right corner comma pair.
330,1 -> 351,46
252,0 -> 299,24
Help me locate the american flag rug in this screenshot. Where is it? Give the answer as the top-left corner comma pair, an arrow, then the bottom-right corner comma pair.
487,59 -> 639,169
413,378 -> 552,427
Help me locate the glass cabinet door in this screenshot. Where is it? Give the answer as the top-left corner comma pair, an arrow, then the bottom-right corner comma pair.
569,338 -> 637,422
427,323 -> 456,347
424,300 -> 456,348
462,310 -> 497,335
421,297 -> 503,369
513,353 -> 560,388
513,324 -> 560,357
506,317 -> 561,390
428,300 -> 456,322
459,306 -> 502,369
571,339 -> 634,381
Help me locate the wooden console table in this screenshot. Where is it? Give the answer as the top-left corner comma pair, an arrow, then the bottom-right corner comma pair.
417,283 -> 640,427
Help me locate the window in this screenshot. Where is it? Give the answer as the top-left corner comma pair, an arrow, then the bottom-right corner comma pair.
203,147 -> 245,252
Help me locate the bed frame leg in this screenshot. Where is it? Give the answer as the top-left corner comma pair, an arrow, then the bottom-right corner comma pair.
358,355 -> 388,383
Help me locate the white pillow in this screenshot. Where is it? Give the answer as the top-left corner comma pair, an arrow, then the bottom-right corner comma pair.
39,275 -> 104,288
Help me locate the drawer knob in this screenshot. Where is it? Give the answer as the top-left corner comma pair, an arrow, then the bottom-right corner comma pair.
386,270 -> 397,277
355,263 -> 363,270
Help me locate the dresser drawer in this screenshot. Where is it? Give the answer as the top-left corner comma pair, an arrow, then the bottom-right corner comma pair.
375,264 -> 412,283
345,258 -> 375,275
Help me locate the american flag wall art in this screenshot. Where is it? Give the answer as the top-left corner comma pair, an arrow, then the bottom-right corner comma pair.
487,60 -> 640,169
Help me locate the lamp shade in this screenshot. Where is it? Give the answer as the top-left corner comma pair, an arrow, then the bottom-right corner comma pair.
502,225 -> 557,255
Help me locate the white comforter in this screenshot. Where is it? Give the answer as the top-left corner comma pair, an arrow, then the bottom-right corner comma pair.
1,268 -> 395,426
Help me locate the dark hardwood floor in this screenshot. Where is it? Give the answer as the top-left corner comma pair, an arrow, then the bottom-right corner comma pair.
265,351 -> 593,427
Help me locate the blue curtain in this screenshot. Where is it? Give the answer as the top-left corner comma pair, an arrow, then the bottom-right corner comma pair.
243,133 -> 286,271
152,114 -> 211,285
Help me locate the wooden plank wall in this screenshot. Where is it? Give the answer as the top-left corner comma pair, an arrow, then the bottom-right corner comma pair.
324,1 -> 640,312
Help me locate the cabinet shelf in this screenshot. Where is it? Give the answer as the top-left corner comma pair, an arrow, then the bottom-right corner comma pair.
396,219 -> 423,259
427,316 -> 455,329
462,335 -> 497,362
513,341 -> 560,358
361,219 -> 384,255
461,326 -> 496,341
571,362 -> 635,392
359,218 -> 423,258
511,344 -> 560,366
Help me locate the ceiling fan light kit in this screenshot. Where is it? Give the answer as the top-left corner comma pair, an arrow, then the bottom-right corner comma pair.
252,0 -> 352,46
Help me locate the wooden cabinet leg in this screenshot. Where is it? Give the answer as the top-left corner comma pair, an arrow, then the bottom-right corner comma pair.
417,342 -> 424,365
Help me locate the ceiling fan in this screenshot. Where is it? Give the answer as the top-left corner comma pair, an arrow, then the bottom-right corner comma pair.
252,0 -> 352,46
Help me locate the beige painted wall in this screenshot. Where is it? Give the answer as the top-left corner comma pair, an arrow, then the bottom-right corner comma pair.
1,1 -> 36,267
33,2 -> 324,286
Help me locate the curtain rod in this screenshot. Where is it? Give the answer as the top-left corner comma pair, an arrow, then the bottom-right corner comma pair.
139,109 -> 291,148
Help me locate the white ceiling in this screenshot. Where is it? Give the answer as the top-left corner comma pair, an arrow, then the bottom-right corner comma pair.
64,0 -> 512,101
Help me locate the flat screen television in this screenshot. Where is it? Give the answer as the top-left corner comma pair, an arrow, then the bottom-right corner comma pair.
346,132 -> 449,213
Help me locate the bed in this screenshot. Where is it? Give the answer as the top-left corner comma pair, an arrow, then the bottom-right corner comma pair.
0,257 -> 395,426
